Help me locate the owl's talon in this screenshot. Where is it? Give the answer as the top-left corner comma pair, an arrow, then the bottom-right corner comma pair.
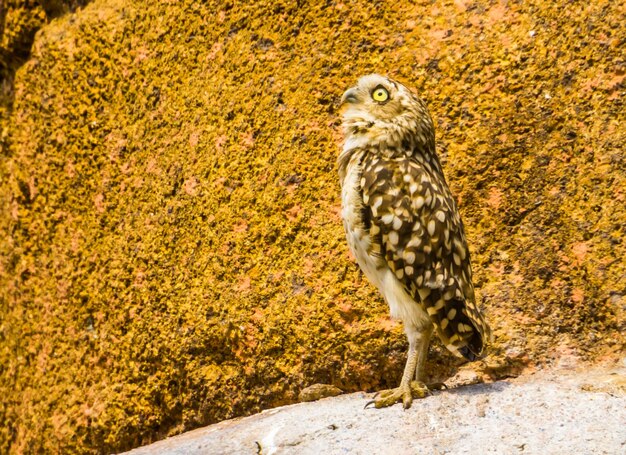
377,389 -> 395,399
364,399 -> 376,409
409,380 -> 429,397
369,381 -> 429,409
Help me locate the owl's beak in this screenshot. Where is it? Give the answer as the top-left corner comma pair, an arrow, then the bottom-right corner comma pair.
340,87 -> 359,106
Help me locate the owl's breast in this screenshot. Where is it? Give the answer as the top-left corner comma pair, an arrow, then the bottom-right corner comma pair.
341,156 -> 387,290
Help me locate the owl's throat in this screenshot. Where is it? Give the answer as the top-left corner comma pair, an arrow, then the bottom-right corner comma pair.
343,117 -> 413,156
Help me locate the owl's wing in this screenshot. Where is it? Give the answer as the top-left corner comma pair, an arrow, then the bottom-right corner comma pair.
360,152 -> 490,359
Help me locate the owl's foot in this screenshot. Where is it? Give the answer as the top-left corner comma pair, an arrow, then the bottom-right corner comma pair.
365,380 -> 429,409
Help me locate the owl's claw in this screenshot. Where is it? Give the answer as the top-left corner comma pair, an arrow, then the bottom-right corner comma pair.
366,381 -> 429,409
364,390 -> 382,408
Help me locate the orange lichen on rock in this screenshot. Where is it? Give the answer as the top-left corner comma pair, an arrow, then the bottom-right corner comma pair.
0,0 -> 624,453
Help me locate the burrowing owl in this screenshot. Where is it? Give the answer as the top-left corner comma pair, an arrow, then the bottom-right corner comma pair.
338,74 -> 490,408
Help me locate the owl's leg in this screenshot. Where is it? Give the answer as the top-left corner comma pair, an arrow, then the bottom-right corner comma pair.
414,324 -> 432,382
412,326 -> 446,391
366,325 -> 431,409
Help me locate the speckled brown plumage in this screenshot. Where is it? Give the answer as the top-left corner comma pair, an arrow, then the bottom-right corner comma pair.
338,74 -> 490,408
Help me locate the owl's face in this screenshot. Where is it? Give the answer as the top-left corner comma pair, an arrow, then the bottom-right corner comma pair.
339,74 -> 433,151
340,74 -> 415,123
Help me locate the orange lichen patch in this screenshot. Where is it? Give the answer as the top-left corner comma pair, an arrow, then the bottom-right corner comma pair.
572,288 -> 585,305
487,4 -> 508,23
375,316 -> 401,333
486,187 -> 504,211
0,0 -> 625,453
182,176 -> 199,196
571,242 -> 589,266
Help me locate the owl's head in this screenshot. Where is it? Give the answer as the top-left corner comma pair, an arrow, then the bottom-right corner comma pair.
339,74 -> 434,151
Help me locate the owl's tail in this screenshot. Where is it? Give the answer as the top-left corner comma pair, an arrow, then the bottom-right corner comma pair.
424,288 -> 490,361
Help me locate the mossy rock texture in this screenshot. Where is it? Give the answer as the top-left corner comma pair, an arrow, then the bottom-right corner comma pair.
1,0 -> 624,453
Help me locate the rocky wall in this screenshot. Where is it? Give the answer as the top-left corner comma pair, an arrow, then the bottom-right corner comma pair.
0,0 -> 624,452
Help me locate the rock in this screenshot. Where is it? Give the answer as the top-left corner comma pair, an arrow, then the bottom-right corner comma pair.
124,368 -> 626,455
444,366 -> 484,388
298,383 -> 343,402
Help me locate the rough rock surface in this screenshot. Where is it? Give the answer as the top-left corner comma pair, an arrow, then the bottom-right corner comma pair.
0,1 -> 87,124
124,368 -> 626,455
0,0 -> 624,453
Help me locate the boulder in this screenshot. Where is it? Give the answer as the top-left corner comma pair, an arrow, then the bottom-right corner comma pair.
1,0 -> 624,452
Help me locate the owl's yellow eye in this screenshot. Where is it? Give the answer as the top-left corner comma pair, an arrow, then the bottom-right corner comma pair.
372,86 -> 389,103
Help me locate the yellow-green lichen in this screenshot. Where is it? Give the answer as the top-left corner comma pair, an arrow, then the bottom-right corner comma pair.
0,0 -> 624,453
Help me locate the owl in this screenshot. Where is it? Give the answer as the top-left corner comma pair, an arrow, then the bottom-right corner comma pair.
338,74 -> 490,409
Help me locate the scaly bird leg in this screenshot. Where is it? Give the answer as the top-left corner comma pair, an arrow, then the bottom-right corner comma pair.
414,326 -> 446,390
366,326 -> 432,409
414,325 -> 432,382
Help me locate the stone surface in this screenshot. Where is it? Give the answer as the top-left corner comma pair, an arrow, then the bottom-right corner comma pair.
124,368 -> 626,455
